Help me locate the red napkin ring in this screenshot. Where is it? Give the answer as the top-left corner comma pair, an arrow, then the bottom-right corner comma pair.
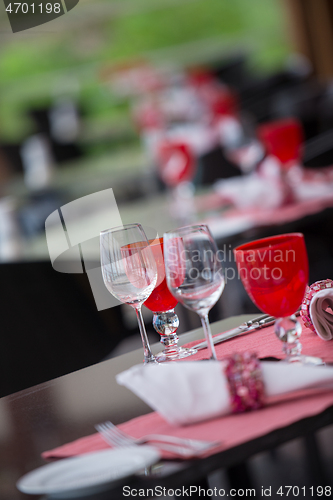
224,352 -> 265,413
301,279 -> 333,333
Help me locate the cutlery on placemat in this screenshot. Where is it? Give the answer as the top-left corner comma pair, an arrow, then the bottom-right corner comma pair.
95,421 -> 220,458
191,314 -> 276,351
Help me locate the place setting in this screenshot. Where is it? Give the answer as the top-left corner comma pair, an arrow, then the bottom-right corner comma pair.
4,3 -> 333,499
17,223 -> 333,498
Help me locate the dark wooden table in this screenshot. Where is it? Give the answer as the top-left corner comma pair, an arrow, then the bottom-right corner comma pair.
2,315 -> 333,500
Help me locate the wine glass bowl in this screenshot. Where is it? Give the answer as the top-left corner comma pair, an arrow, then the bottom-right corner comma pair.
234,233 -> 308,318
111,241 -> 157,304
164,224 -> 225,360
100,223 -> 158,364
257,118 -> 304,169
144,237 -> 197,362
234,233 -> 322,364
144,238 -> 178,313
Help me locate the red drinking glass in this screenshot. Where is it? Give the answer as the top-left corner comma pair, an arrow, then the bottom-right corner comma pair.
157,141 -> 196,187
157,141 -> 198,226
144,237 -> 197,362
234,233 -> 322,364
257,118 -> 304,169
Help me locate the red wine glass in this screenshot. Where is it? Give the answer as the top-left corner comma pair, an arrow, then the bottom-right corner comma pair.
257,118 -> 304,169
234,233 -> 322,364
257,118 -> 304,203
156,141 -> 197,226
144,237 -> 197,362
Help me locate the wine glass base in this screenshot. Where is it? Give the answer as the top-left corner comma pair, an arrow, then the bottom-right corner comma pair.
144,356 -> 159,364
155,346 -> 197,362
284,354 -> 325,366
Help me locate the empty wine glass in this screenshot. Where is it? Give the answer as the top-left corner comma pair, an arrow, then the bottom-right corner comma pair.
163,224 -> 225,360
100,223 -> 158,364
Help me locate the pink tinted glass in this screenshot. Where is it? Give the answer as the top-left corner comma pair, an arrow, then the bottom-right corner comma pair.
144,238 -> 178,313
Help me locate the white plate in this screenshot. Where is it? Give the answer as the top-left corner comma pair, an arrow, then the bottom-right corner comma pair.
17,446 -> 160,498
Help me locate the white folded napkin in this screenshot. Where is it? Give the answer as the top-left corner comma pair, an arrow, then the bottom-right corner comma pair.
310,288 -> 333,340
116,361 -> 333,426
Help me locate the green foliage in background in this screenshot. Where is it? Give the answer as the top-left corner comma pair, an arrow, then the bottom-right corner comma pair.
0,0 -> 290,142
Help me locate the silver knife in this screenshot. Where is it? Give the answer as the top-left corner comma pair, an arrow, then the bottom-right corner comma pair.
192,315 -> 275,351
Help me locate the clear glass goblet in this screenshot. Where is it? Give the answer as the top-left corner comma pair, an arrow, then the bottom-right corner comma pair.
100,223 -> 158,364
163,224 -> 225,360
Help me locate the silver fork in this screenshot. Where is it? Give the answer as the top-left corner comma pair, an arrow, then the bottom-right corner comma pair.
95,421 -> 220,458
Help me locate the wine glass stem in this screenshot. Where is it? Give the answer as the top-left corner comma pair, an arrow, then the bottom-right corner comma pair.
134,306 -> 156,364
274,315 -> 302,361
200,313 -> 217,361
152,310 -> 180,351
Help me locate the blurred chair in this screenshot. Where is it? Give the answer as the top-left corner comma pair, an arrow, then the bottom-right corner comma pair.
209,53 -> 250,91
199,145 -> 242,185
238,68 -> 314,129
18,190 -> 65,237
28,105 -> 83,164
0,143 -> 24,177
303,128 -> 333,167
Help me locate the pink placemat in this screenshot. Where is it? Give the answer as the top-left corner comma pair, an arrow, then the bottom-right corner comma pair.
181,318 -> 333,364
43,319 -> 333,462
43,389 -> 333,461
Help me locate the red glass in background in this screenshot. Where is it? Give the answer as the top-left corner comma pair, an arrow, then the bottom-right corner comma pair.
234,233 -> 308,318
188,70 -> 239,121
209,88 -> 239,120
186,68 -> 216,88
257,118 -> 304,168
144,238 -> 178,313
157,141 -> 196,187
